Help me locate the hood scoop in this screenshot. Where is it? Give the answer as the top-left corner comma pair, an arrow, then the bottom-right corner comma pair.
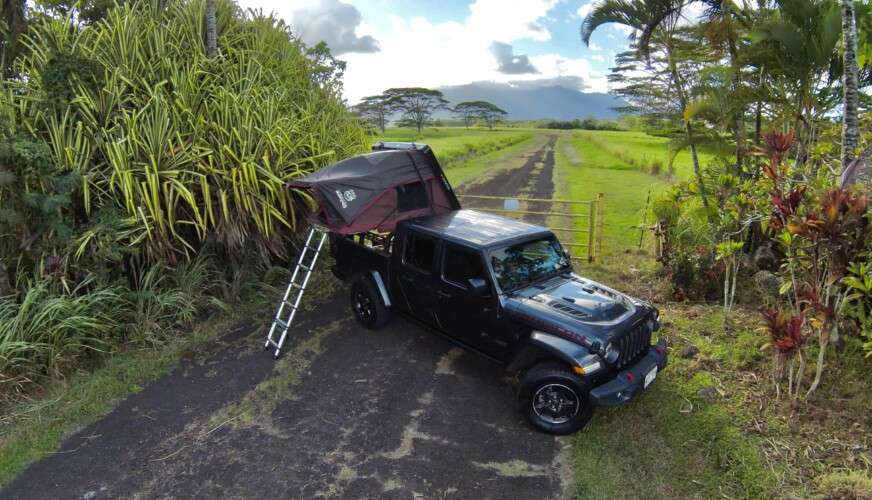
528,276 -> 631,322
547,299 -> 589,320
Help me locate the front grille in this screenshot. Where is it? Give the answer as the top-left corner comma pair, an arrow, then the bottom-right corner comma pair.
614,317 -> 652,368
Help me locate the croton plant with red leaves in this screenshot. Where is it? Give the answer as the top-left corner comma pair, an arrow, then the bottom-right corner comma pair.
757,130 -> 870,403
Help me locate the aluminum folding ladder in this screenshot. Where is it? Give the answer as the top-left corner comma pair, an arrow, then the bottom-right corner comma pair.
264,226 -> 329,359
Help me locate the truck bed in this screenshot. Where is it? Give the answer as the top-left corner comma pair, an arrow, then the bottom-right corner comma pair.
330,231 -> 393,282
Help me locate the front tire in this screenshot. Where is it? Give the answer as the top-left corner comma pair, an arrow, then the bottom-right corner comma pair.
350,276 -> 391,329
518,362 -> 595,435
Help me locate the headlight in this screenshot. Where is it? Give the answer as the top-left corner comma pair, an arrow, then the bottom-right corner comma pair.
601,342 -> 619,364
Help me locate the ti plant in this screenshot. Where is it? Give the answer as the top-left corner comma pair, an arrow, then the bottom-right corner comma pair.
760,131 -> 870,408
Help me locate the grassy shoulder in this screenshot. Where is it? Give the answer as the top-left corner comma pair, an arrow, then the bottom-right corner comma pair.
0,313 -> 239,485
576,257 -> 872,499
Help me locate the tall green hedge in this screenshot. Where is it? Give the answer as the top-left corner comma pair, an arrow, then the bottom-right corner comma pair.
0,0 -> 366,273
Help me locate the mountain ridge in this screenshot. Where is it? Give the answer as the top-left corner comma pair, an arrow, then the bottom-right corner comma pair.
437,82 -> 624,120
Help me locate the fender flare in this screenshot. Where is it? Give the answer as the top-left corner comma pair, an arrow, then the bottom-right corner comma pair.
507,330 -> 598,373
370,270 -> 391,307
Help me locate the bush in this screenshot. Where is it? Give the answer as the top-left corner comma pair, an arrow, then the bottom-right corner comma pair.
3,0 -> 366,264
0,277 -> 124,386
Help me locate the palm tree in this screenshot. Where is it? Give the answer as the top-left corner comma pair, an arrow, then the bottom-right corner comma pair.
697,0 -> 753,176
752,0 -> 842,167
839,0 -> 860,174
205,0 -> 217,58
582,0 -> 711,209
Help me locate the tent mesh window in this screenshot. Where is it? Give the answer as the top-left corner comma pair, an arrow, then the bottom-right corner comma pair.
396,181 -> 429,212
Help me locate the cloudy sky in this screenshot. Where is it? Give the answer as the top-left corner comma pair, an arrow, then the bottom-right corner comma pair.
235,0 -> 637,103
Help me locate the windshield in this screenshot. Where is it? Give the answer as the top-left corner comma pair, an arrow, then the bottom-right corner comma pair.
490,237 -> 570,291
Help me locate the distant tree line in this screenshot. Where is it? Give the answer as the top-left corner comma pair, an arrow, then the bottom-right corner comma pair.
539,117 -> 624,131
354,88 -> 506,133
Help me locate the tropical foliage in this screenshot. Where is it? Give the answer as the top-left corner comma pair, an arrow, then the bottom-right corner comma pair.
583,0 -> 871,417
0,0 -> 365,391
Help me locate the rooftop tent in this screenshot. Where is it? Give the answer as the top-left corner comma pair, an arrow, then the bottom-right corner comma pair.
289,143 -> 461,235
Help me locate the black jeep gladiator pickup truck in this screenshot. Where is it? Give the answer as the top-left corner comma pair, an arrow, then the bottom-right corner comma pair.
329,209 -> 667,434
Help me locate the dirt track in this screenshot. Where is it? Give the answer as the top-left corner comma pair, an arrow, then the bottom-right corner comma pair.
458,135 -> 557,224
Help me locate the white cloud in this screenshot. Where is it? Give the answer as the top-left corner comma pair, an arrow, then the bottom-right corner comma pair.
238,0 -> 608,102
589,41 -> 603,51
613,24 -> 635,35
576,2 -> 593,19
291,0 -> 379,54
590,54 -> 606,63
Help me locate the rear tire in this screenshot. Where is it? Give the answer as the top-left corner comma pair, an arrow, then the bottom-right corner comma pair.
518,362 -> 595,435
350,276 -> 391,329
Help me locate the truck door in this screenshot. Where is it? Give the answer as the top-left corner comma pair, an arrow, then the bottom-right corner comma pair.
395,232 -> 439,326
434,244 -> 504,358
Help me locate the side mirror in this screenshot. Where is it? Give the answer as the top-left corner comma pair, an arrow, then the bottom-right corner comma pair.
467,278 -> 488,296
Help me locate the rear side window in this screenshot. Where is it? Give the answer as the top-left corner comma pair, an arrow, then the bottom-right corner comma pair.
443,246 -> 485,286
397,182 -> 428,212
404,233 -> 436,272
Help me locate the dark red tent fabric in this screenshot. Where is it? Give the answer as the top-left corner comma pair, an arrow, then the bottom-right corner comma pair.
289,144 -> 460,234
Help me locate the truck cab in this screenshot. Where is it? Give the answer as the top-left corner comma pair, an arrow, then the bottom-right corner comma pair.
331,209 -> 668,434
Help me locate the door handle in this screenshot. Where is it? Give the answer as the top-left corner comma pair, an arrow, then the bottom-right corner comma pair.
436,290 -> 452,300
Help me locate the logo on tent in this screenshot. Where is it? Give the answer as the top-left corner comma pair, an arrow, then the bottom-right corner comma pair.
335,189 -> 356,209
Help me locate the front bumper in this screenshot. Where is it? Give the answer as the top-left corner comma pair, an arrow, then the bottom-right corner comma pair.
590,339 -> 668,407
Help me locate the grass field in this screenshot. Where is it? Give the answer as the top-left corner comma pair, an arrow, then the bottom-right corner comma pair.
374,127 -> 534,174
374,127 -> 692,257
574,130 -> 723,181
554,131 -> 672,257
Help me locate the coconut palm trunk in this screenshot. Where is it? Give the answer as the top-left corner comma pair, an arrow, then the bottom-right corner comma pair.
839,0 -> 860,174
205,0 -> 217,58
668,49 -> 710,210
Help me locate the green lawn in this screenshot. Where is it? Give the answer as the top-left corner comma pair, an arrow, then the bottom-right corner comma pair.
574,130 -> 722,181
554,132 -> 671,257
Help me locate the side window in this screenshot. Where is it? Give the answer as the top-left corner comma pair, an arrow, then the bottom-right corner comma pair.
403,233 -> 436,272
443,246 -> 485,287
397,181 -> 428,212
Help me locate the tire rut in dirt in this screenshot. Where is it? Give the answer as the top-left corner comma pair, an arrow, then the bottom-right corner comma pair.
458,135 -> 557,225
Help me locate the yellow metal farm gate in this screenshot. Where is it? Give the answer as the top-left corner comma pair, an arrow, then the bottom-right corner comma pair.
456,194 -> 604,263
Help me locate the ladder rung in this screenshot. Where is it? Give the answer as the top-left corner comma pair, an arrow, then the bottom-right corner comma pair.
266,339 -> 279,348
282,300 -> 297,309
289,282 -> 303,290
298,264 -> 312,272
273,319 -> 288,331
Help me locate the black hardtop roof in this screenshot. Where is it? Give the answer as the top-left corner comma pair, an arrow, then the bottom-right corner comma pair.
401,209 -> 552,248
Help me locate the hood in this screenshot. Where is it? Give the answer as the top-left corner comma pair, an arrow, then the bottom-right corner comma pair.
502,273 -> 652,347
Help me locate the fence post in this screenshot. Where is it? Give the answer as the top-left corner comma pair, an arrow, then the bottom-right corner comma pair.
587,198 -> 597,263
595,193 -> 604,262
